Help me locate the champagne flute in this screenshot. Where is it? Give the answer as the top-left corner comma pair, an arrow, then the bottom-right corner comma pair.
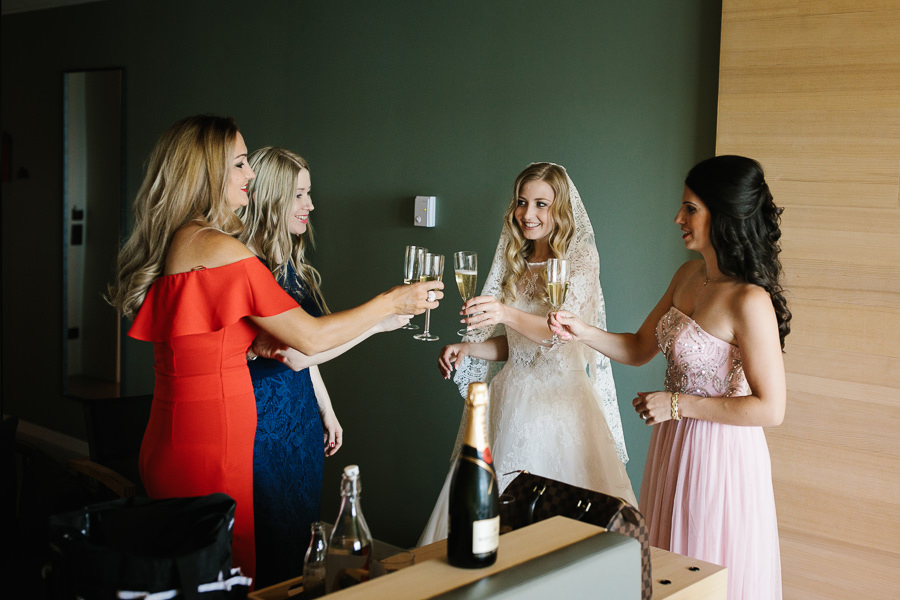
453,251 -> 478,336
542,258 -> 570,345
402,246 -> 427,330
413,253 -> 444,342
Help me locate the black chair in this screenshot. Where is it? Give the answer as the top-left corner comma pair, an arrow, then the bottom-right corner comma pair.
2,399 -> 150,596
66,394 -> 153,498
4,416 -> 113,597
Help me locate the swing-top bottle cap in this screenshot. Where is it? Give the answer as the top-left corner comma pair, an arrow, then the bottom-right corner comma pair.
465,382 -> 489,408
341,465 -> 362,495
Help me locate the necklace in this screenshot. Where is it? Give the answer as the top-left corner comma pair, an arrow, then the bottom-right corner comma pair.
703,266 -> 728,286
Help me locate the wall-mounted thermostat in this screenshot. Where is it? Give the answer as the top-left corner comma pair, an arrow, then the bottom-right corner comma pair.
414,195 -> 436,227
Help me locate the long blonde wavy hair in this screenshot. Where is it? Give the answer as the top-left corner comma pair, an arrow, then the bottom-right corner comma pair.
499,162 -> 576,303
238,146 -> 329,314
108,115 -> 243,318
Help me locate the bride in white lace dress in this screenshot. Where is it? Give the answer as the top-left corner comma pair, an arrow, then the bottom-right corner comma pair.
418,163 -> 636,545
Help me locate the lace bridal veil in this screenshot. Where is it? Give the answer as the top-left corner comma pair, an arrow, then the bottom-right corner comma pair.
449,163 -> 628,466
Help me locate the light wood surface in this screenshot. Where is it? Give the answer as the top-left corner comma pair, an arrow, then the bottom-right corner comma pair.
249,516 -> 726,600
648,547 -> 727,600
717,1 -> 900,598
408,531 -> 727,600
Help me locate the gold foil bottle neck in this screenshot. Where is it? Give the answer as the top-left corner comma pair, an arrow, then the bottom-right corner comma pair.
466,382 -> 489,408
463,382 -> 490,451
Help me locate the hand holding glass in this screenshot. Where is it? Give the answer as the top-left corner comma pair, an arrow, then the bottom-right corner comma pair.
542,258 -> 569,345
402,246 -> 427,330
453,251 -> 477,336
414,253 -> 444,342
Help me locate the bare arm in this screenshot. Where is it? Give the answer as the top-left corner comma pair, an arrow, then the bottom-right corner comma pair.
437,336 -> 509,379
168,226 -> 441,356
252,315 -> 410,370
461,295 -> 552,346
251,281 -> 441,356
309,365 -> 343,456
549,265 -> 688,365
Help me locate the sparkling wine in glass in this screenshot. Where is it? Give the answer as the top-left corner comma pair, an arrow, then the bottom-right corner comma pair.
454,251 -> 477,336
402,246 -> 427,330
542,258 -> 569,345
414,253 -> 444,342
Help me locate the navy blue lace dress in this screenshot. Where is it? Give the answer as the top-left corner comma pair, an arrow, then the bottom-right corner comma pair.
250,262 -> 324,588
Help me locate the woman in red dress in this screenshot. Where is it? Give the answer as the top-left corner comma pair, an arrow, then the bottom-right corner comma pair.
107,115 -> 442,583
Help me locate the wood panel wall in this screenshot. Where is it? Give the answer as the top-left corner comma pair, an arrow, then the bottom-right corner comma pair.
716,1 -> 900,598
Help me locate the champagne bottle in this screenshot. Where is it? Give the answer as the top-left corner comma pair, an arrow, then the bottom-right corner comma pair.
325,465 -> 373,593
448,382 -> 500,568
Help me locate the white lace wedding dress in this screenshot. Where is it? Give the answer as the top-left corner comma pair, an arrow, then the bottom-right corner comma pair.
418,260 -> 637,545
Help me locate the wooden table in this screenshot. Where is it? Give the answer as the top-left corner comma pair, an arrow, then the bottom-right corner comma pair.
647,546 -> 726,599
250,516 -> 726,600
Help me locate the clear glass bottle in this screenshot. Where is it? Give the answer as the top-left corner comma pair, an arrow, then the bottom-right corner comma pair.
448,382 -> 500,568
325,465 -> 373,593
302,521 -> 327,599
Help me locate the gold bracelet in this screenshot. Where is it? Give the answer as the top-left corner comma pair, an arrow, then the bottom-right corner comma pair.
670,392 -> 682,421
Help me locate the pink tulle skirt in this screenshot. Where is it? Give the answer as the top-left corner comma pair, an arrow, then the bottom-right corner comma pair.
640,418 -> 782,600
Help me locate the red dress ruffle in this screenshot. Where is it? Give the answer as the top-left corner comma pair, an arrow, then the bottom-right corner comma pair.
131,257 -> 298,341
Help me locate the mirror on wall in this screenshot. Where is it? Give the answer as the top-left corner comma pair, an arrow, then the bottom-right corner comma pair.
63,68 -> 124,398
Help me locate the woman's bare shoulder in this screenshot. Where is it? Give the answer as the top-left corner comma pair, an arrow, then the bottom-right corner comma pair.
669,259 -> 704,291
165,223 -> 254,274
728,283 -> 780,353
731,282 -> 775,318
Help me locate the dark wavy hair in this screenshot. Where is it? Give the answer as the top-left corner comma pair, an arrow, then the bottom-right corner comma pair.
685,155 -> 791,349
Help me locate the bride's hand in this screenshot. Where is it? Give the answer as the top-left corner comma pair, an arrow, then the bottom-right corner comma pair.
438,343 -> 469,379
460,295 -> 506,331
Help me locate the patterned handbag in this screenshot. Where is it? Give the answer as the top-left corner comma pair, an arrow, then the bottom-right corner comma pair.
500,471 -> 652,600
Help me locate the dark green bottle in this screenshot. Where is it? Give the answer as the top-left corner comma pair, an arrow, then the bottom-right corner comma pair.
448,382 -> 499,568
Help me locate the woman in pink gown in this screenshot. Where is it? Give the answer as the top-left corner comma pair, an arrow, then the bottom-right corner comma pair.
550,155 -> 791,600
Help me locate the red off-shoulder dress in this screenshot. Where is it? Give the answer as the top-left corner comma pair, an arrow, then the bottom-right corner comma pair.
129,257 -> 298,582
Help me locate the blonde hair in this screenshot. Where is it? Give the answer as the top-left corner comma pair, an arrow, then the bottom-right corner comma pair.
499,163 -> 575,303
238,146 -> 329,314
108,115 -> 243,318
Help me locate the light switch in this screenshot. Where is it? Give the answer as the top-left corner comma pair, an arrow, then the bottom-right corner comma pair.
414,195 -> 436,227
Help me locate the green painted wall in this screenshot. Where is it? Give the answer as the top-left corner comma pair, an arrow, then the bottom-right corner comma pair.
1,1 -> 719,548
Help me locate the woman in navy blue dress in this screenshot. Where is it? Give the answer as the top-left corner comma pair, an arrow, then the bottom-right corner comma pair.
239,147 -> 407,587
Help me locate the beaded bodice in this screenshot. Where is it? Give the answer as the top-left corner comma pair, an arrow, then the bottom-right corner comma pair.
656,306 -> 749,398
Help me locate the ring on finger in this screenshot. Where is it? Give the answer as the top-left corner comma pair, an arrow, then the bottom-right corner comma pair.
427,290 -> 436,302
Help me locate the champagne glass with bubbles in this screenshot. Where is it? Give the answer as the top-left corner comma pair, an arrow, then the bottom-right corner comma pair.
542,258 -> 570,345
454,251 -> 478,336
402,246 -> 427,330
414,253 -> 444,342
